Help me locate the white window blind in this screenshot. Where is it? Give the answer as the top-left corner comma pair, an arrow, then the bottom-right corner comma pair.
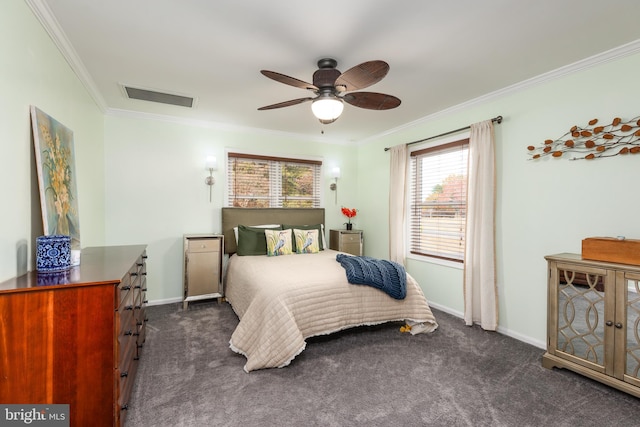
409,139 -> 469,262
227,152 -> 322,208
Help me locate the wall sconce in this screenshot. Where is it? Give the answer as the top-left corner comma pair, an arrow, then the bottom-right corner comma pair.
330,166 -> 340,204
205,155 -> 217,202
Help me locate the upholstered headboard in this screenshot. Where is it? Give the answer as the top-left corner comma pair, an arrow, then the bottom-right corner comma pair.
221,208 -> 325,254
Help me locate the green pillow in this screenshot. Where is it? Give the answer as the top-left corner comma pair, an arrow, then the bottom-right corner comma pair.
237,225 -> 282,256
282,224 -> 324,251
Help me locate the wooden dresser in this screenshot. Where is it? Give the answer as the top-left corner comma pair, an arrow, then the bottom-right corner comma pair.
0,245 -> 148,426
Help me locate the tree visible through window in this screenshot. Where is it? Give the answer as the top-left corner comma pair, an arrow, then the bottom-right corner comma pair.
227,153 -> 321,208
409,139 -> 469,262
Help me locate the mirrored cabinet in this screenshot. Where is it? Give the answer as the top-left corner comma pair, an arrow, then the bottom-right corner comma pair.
543,253 -> 640,397
329,229 -> 363,256
183,234 -> 224,309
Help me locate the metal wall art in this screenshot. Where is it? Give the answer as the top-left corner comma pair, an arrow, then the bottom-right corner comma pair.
527,115 -> 640,160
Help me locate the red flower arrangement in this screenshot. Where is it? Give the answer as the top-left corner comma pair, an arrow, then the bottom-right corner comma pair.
341,207 -> 357,229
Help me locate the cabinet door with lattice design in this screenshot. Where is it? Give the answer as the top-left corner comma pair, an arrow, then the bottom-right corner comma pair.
620,271 -> 640,387
549,261 -> 616,375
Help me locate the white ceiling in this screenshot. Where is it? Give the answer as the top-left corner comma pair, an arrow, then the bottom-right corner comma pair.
30,0 -> 640,143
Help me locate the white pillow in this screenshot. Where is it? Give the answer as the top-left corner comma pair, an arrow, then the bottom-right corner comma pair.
233,224 -> 281,244
320,224 -> 327,249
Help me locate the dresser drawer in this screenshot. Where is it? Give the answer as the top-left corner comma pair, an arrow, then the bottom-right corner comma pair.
187,238 -> 221,253
117,355 -> 139,415
341,233 -> 361,244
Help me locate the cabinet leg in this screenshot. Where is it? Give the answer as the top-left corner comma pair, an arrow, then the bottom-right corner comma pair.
183,300 -> 188,310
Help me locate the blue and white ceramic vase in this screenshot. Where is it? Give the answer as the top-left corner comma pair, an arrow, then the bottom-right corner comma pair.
36,235 -> 71,272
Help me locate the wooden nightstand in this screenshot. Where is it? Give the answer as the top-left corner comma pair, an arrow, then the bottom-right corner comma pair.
183,234 -> 224,309
329,229 -> 363,256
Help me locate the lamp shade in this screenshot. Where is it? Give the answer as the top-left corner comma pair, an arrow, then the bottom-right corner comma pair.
311,96 -> 344,121
205,155 -> 218,170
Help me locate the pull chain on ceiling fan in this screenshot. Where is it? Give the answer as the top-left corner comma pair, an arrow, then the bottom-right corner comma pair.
258,58 -> 401,124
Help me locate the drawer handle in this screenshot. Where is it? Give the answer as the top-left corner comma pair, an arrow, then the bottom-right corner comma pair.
615,322 -> 623,329
137,262 -> 143,267
137,321 -> 143,326
125,305 -> 133,311
606,321 -> 613,326
130,272 -> 138,277
137,343 -> 144,349
142,255 -> 148,259
121,286 -> 131,291
121,404 -> 129,411
142,288 -> 148,292
143,300 -> 148,304
142,272 -> 147,276
120,371 -> 128,378
124,330 -> 133,336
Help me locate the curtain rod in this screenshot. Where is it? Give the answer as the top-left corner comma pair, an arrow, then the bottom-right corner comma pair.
383,115 -> 503,151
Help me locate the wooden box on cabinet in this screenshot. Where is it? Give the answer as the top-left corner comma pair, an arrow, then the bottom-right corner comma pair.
329,229 -> 363,256
582,237 -> 640,266
0,245 -> 148,427
183,234 -> 224,309
542,253 -> 640,398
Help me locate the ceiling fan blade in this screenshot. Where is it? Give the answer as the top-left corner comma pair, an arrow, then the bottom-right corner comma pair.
334,60 -> 389,92
343,92 -> 401,110
258,97 -> 314,110
260,70 -> 318,91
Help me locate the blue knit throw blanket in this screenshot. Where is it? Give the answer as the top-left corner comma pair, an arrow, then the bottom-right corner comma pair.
336,254 -> 406,300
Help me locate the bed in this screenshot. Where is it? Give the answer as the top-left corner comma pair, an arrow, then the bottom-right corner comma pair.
221,207 -> 438,372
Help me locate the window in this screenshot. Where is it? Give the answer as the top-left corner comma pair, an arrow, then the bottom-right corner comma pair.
227,152 -> 322,208
409,138 -> 469,262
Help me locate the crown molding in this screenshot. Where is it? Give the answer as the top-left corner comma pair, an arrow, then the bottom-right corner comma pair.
25,0 -> 107,112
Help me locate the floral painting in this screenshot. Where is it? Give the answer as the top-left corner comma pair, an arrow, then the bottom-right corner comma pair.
31,106 -> 81,250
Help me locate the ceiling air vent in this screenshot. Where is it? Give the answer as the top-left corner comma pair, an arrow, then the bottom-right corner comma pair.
123,85 -> 194,108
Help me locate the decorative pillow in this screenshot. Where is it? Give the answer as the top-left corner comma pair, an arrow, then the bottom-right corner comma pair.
293,229 -> 320,254
237,224 -> 282,256
282,223 -> 325,251
265,229 -> 293,256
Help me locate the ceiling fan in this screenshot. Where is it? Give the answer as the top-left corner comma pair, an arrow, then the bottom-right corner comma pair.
258,58 -> 401,124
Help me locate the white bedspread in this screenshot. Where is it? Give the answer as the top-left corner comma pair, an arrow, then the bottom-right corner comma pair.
225,249 -> 438,372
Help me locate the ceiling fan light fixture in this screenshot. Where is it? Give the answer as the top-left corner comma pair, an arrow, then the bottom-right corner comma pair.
311,95 -> 344,121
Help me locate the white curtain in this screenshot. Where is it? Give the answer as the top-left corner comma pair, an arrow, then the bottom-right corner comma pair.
389,144 -> 408,265
464,120 -> 498,330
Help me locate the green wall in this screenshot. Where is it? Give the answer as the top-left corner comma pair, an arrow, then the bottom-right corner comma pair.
103,116 -> 356,301
357,50 -> 640,347
0,1 -> 105,282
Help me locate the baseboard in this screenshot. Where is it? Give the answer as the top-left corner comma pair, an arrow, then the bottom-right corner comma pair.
428,301 -> 546,350
427,301 -> 463,318
147,297 -> 182,306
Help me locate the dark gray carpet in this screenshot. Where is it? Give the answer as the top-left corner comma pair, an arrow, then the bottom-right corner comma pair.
126,301 -> 640,427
